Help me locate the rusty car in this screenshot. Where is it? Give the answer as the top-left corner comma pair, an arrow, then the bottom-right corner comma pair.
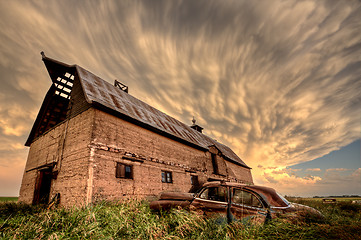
150,181 -> 323,223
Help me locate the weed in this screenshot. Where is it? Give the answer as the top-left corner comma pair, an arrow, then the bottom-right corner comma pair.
0,198 -> 360,239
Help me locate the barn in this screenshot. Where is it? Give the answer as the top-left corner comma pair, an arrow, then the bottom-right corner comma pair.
18,53 -> 253,206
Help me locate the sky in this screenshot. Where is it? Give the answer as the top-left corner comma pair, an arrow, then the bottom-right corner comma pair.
0,0 -> 360,197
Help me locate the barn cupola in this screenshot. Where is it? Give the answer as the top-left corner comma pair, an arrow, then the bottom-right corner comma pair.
190,117 -> 203,133
114,80 -> 128,93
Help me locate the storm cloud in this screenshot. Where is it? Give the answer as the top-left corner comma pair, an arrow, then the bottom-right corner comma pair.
0,0 -> 360,196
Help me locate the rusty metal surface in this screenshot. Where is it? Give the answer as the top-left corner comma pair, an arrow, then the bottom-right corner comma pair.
150,181 -> 324,221
243,185 -> 289,207
159,181 -> 290,208
150,199 -> 191,210
216,181 -> 289,207
75,65 -> 249,168
159,192 -> 194,201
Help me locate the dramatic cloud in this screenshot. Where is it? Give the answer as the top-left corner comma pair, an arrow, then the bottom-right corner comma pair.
325,168 -> 351,172
257,167 -> 361,196
0,0 -> 360,196
306,168 -> 322,172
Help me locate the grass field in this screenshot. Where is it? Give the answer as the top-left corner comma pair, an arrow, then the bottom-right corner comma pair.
0,198 -> 360,239
0,197 -> 18,202
302,197 -> 361,202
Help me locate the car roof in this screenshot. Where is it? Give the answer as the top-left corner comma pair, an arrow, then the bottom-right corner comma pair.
202,181 -> 289,207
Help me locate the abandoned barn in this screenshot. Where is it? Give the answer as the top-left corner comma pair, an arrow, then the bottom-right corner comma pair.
18,53 -> 253,206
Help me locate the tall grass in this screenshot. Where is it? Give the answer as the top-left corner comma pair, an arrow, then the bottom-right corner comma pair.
0,199 -> 360,239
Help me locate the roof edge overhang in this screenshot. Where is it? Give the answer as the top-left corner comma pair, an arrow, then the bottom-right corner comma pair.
25,86 -> 57,146
41,52 -> 76,69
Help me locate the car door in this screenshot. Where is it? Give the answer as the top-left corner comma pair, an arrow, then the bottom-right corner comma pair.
231,188 -> 268,224
192,186 -> 228,218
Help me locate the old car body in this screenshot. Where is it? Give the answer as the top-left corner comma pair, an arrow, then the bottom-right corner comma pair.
150,181 -> 323,223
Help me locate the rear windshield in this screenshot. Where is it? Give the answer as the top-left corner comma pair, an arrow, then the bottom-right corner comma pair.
276,192 -> 290,206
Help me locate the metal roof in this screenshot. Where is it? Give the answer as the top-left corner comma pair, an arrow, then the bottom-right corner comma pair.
39,55 -> 250,169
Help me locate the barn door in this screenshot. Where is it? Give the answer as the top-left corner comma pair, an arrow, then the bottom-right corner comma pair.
33,169 -> 52,205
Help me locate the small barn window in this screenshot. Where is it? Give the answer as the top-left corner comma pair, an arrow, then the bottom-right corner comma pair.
211,153 -> 219,175
191,175 -> 198,185
161,171 -> 172,183
116,163 -> 133,179
189,175 -> 201,193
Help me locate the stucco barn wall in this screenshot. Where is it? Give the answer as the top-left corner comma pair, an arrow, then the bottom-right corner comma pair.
90,110 -> 253,202
90,110 -> 208,201
19,109 -> 95,206
91,150 -> 195,202
92,110 -> 208,170
19,121 -> 67,204
19,106 -> 252,206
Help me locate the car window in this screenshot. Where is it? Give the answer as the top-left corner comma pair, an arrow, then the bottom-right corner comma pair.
232,189 -> 263,208
276,192 -> 290,206
199,187 -> 227,202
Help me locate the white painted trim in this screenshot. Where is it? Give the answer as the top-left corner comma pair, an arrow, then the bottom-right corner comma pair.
86,147 -> 95,205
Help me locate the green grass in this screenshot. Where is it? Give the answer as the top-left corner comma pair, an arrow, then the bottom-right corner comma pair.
0,197 -> 18,202
0,198 -> 360,239
300,197 -> 361,202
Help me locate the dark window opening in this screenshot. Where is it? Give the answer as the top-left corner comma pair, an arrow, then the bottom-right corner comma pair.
191,175 -> 199,186
116,163 -> 133,179
161,171 -> 172,183
33,169 -> 52,205
189,175 -> 201,193
211,153 -> 219,174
